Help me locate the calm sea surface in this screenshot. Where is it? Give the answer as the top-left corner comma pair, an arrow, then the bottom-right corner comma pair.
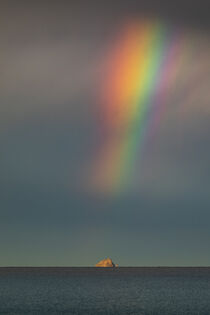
0,267 -> 210,314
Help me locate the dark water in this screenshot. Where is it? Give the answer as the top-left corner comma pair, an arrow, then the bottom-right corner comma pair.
0,267 -> 210,314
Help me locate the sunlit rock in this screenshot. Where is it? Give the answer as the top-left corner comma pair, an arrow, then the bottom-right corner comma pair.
95,258 -> 117,267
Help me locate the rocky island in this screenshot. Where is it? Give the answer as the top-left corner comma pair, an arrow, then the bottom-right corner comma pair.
95,258 -> 118,267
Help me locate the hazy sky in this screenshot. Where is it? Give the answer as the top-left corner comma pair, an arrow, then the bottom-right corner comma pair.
1,0 -> 210,266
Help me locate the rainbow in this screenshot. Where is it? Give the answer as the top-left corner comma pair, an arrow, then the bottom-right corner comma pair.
89,18 -> 194,195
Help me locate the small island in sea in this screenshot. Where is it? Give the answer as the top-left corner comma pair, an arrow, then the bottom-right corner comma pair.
95,258 -> 118,267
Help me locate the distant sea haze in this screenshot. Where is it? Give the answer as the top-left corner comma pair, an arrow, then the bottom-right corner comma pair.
0,267 -> 210,314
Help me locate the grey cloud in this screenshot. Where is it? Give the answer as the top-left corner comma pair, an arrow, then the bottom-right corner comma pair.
1,0 -> 210,266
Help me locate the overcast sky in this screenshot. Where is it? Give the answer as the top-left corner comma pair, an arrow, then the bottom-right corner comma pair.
1,0 -> 210,266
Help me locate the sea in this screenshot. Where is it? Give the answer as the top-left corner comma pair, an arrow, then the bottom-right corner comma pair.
0,267 -> 210,314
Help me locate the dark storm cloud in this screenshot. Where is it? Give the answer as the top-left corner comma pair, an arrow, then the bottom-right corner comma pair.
1,0 -> 210,122
0,0 -> 210,266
